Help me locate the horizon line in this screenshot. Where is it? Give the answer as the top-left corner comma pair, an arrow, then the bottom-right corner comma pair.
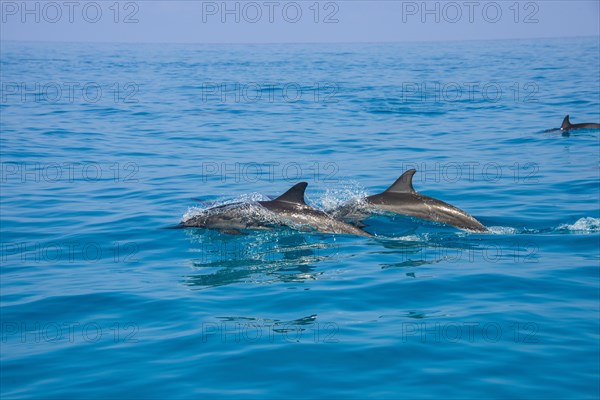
1,35 -> 598,47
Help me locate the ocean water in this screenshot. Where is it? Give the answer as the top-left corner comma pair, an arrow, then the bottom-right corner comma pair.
1,37 -> 599,399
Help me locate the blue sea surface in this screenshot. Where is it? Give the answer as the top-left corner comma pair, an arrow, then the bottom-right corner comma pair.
1,37 -> 599,399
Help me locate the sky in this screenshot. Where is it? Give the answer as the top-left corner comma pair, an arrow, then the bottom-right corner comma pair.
0,1 -> 599,43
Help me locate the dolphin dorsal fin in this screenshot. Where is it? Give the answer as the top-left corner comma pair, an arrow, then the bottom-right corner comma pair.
273,182 -> 308,205
384,169 -> 417,194
561,115 -> 571,130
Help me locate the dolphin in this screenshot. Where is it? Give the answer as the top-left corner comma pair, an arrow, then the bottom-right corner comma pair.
560,115 -> 600,131
180,182 -> 373,237
336,169 -> 487,232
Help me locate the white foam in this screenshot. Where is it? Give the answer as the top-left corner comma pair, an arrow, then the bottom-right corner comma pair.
395,234 -> 424,242
182,206 -> 206,222
558,217 -> 600,233
486,226 -> 520,235
378,234 -> 426,242
233,192 -> 271,203
181,192 -> 272,223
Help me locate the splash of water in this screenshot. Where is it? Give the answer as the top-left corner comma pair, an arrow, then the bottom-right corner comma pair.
319,181 -> 369,213
557,217 -> 600,233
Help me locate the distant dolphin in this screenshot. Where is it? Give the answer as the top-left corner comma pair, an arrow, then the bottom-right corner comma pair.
336,169 -> 487,232
180,182 -> 373,237
560,115 -> 600,131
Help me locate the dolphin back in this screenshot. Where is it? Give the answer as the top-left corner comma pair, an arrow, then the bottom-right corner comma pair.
365,169 -> 488,232
560,115 -> 600,131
